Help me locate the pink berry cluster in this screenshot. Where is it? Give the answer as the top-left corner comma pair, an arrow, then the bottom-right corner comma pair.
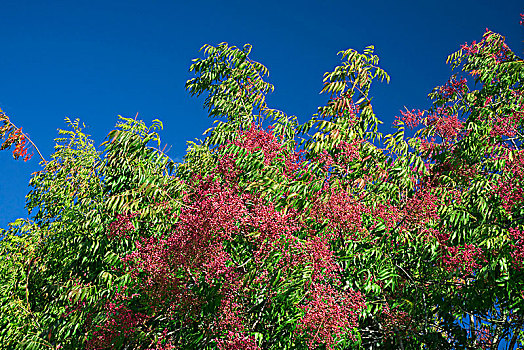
426,108 -> 464,143
395,108 -> 424,129
86,288 -> 148,350
111,125 -> 371,348
215,331 -> 259,350
509,227 -> 524,270
494,150 -> 524,213
295,283 -> 365,350
107,213 -> 138,240
439,76 -> 468,99
442,244 -> 486,275
379,303 -> 412,339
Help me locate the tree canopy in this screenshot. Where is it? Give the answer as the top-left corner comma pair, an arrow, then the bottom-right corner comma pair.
1,21 -> 524,349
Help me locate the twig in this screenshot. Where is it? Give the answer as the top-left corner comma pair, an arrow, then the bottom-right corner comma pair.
507,318 -> 523,350
3,114 -> 47,163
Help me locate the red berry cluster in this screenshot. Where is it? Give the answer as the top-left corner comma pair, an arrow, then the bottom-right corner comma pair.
0,112 -> 33,161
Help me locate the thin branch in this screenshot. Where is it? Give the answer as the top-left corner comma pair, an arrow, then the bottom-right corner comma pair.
5,117 -> 47,163
393,326 -> 406,350
508,318 -> 523,350
146,145 -> 178,165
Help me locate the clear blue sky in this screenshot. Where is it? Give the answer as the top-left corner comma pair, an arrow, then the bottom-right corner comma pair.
0,0 -> 522,229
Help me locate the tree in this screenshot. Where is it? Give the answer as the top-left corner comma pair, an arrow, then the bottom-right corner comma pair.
0,19 -> 523,349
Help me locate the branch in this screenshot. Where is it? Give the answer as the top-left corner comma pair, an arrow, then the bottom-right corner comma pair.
508,318 -> 523,350
2,112 -> 47,163
146,145 -> 178,165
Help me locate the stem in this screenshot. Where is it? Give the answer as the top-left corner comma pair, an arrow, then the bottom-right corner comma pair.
469,314 -> 476,343
25,256 -> 34,310
146,145 -> 177,165
393,326 -> 405,350
508,319 -> 523,350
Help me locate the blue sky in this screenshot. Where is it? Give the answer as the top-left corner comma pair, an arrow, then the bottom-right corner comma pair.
0,0 -> 522,229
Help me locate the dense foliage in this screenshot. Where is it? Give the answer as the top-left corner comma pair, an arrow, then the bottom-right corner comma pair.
1,21 -> 524,349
